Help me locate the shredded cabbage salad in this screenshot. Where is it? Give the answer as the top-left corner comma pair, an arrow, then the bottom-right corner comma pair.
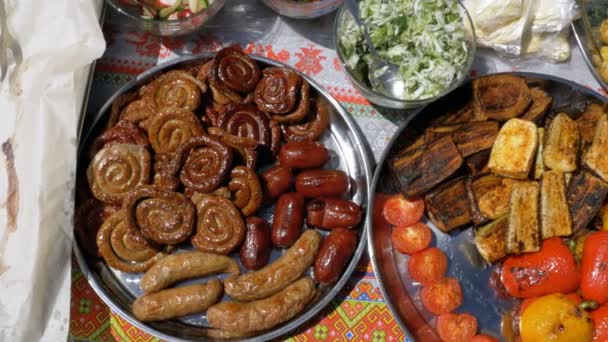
339,0 -> 469,100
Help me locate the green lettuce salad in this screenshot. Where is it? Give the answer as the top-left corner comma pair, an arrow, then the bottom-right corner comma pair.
339,0 -> 469,100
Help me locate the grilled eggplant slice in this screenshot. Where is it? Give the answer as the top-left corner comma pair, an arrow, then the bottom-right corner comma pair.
466,150 -> 491,175
453,121 -> 499,157
577,103 -> 605,146
466,174 -> 514,225
489,118 -> 538,179
424,125 -> 460,144
533,128 -> 545,180
432,102 -> 475,125
474,216 -> 508,263
391,135 -> 463,197
425,177 -> 472,232
507,181 -> 541,254
540,170 -> 572,238
583,114 -> 608,182
543,113 -> 580,173
567,171 -> 608,232
473,75 -> 532,121
521,88 -> 552,124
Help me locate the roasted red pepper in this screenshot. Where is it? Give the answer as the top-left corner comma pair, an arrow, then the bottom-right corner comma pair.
501,237 -> 580,298
581,231 -> 608,305
591,305 -> 608,342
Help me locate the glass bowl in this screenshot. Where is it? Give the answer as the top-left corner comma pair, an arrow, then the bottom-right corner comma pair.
106,0 -> 226,36
334,1 -> 476,109
261,0 -> 344,19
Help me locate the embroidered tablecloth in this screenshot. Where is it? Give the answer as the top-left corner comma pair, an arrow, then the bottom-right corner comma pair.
69,2 -> 601,341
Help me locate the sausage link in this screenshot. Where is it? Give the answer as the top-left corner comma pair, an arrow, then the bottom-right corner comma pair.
207,277 -> 316,333
224,230 -> 321,301
271,192 -> 306,247
261,165 -> 293,199
295,169 -> 349,198
278,141 -> 329,169
313,228 -> 358,284
306,198 -> 363,229
240,217 -> 272,270
132,279 -> 223,321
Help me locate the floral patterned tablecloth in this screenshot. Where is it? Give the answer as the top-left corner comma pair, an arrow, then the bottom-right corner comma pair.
68,2 -> 601,341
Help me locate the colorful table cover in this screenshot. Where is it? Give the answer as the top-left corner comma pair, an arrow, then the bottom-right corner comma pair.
69,2 -> 601,341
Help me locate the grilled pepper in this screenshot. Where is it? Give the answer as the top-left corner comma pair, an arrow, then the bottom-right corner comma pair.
501,237 -> 580,298
581,231 -> 608,305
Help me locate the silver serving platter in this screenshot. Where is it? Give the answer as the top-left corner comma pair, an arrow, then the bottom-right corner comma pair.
572,0 -> 608,91
74,53 -> 373,341
367,72 -> 608,341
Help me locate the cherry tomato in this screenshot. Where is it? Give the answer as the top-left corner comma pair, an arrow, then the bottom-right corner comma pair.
470,334 -> 500,342
591,305 -> 608,342
436,312 -> 478,342
392,222 -> 432,255
382,194 -> 424,227
421,277 -> 462,315
408,247 -> 447,285
501,237 -> 580,298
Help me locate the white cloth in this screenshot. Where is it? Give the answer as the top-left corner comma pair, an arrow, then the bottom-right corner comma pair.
0,0 -> 105,341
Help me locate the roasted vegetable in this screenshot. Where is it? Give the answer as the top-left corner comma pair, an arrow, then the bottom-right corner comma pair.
583,114 -> 608,183
424,125 -> 460,144
465,149 -> 491,175
472,75 -> 532,121
425,177 -> 472,232
543,113 -> 580,173
520,294 -> 593,342
521,87 -> 552,124
466,174 -> 513,225
591,304 -> 608,342
391,135 -> 463,197
432,102 -> 475,126
540,170 -> 572,238
533,128 -> 545,180
474,216 -> 508,263
506,181 -> 541,254
581,231 -> 608,305
577,103 -> 605,146
501,237 -> 580,298
489,119 -> 538,179
567,171 -> 608,233
453,121 -> 499,157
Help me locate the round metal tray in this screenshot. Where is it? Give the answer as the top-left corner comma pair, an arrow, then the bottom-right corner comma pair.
74,53 -> 373,341
367,72 -> 608,341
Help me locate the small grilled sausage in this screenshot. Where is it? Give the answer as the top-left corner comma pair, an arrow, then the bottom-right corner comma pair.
139,251 -> 240,294
278,141 -> 329,169
271,192 -> 306,247
306,198 -> 363,229
240,217 -> 272,270
207,277 -> 316,333
132,279 -> 223,321
313,228 -> 358,285
295,169 -> 349,198
224,230 -> 321,301
261,165 -> 293,199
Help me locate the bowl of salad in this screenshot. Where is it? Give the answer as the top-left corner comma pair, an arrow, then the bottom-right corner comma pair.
335,0 -> 476,109
106,0 -> 225,36
261,0 -> 344,19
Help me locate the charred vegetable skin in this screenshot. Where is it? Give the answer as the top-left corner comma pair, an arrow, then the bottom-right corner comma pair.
424,177 -> 471,232
501,238 -> 580,298
580,231 -> 608,305
567,171 -> 608,233
472,75 -> 532,121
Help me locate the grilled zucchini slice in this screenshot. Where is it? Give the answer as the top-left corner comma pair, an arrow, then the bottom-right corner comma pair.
540,170 -> 572,238
474,216 -> 508,263
533,128 -> 545,180
425,177 -> 472,232
466,174 -> 513,225
583,114 -> 608,182
473,75 -> 532,121
489,118 -> 538,179
567,171 -> 608,233
391,135 -> 463,197
507,181 -> 541,254
543,113 -> 580,173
